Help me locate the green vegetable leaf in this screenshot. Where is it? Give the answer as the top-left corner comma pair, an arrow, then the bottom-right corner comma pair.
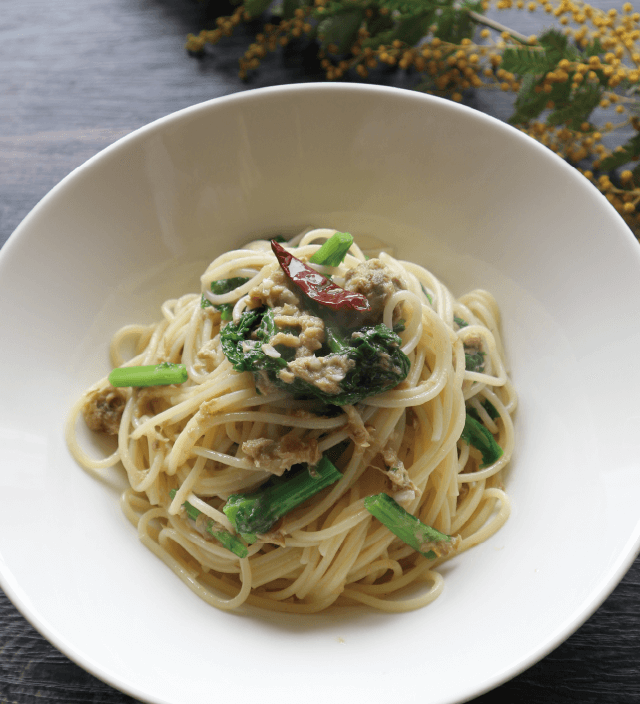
221,307 -> 410,405
220,307 -> 289,373
482,398 -> 500,419
464,350 -> 485,373
460,413 -> 503,467
466,398 -> 500,422
326,324 -> 411,404
279,323 -> 411,405
201,276 -> 250,320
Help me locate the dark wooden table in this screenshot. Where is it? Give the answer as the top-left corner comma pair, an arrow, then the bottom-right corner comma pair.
2,1 -> 639,702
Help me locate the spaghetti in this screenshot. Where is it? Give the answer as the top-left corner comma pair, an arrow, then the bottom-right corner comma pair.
66,228 -> 516,613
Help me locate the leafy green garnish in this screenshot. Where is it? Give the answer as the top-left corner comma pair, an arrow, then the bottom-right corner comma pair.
220,307 -> 290,373
220,307 -> 410,405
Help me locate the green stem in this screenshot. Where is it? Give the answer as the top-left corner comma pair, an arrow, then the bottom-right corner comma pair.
170,490 -> 248,558
108,362 -> 187,388
364,493 -> 453,559
223,456 -> 342,537
308,231 -> 354,267
467,10 -> 533,45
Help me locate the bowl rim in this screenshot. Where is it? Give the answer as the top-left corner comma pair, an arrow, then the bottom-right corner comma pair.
1,82 -> 638,704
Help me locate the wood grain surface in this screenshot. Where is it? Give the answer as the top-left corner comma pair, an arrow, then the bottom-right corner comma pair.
1,1 -> 639,702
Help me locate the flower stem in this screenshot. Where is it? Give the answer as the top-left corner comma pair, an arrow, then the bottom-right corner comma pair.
467,10 -> 534,44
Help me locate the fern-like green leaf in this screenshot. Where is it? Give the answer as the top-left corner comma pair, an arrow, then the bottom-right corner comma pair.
599,134 -> 640,171
282,0 -> 303,19
537,28 -> 569,58
244,0 -> 273,18
378,0 -> 437,15
509,74 -> 549,124
363,10 -> 394,40
501,46 -> 556,75
318,10 -> 364,52
435,2 -> 480,45
361,8 -> 432,48
548,75 -> 574,104
502,27 -> 582,78
547,84 -> 602,129
580,36 -> 604,58
395,11 -> 434,45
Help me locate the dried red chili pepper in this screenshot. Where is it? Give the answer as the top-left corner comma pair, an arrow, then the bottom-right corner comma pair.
270,239 -> 371,313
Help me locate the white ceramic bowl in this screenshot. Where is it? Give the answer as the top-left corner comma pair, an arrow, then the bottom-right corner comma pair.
1,84 -> 640,704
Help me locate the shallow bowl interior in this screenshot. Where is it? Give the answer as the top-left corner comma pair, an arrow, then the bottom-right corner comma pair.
1,84 -> 640,704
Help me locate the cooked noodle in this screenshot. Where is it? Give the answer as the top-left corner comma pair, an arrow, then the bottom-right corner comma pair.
66,228 -> 516,613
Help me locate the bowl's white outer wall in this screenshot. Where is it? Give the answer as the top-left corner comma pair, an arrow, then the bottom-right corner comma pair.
2,84 -> 640,704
